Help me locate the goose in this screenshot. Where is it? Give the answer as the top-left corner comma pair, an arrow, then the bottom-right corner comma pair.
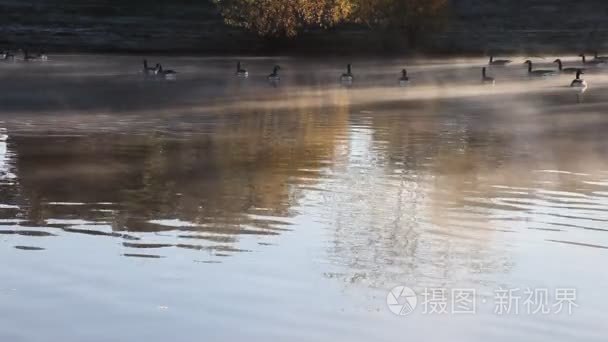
481,67 -> 495,85
579,54 -> 605,66
22,50 -> 33,61
154,64 -> 177,80
36,52 -> 48,61
1,51 -> 14,61
23,50 -> 47,62
593,51 -> 608,61
489,56 -> 511,66
267,65 -> 281,83
340,64 -> 354,84
236,61 -> 249,78
570,69 -> 587,89
524,60 -> 556,77
142,59 -> 156,75
399,69 -> 409,86
553,59 -> 584,74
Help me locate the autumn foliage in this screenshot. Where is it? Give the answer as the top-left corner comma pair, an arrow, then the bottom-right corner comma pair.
215,0 -> 353,37
214,0 -> 449,39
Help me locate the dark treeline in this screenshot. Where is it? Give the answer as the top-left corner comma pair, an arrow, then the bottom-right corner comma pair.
1,0 -> 608,54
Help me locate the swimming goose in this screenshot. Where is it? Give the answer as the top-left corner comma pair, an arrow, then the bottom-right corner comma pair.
1,50 -> 14,61
524,60 -> 556,77
593,51 -> 608,61
154,64 -> 177,80
23,50 -> 47,62
267,65 -> 281,83
489,56 -> 511,66
236,61 -> 249,78
579,54 -> 605,66
553,59 -> 584,74
340,64 -> 354,84
36,52 -> 48,61
570,69 -> 587,88
481,67 -> 495,85
399,69 -> 409,86
142,59 -> 156,75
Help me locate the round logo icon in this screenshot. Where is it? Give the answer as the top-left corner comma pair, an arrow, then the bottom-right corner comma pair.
387,286 -> 417,316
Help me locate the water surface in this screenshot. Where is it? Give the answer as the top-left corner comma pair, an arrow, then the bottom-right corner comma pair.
0,55 -> 607,341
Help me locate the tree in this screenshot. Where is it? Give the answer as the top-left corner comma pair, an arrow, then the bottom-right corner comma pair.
215,0 -> 353,38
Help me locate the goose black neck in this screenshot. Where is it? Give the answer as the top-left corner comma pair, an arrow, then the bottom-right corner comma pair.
527,62 -> 532,73
347,64 -> 351,74
489,56 -> 493,63
556,60 -> 562,70
576,70 -> 582,79
402,69 -> 407,77
581,55 -> 586,63
237,61 -> 241,71
482,67 -> 486,77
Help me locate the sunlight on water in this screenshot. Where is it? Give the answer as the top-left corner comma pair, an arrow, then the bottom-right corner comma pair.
0,55 -> 607,341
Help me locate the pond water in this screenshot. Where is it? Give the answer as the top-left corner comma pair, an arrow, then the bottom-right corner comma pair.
0,55 -> 607,341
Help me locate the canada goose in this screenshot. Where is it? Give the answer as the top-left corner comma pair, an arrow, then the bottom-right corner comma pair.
236,61 -> 249,78
593,51 -> 608,61
23,50 -> 33,61
553,59 -> 584,74
340,64 -> 354,84
36,52 -> 48,61
1,51 -> 14,61
23,50 -> 47,62
142,59 -> 156,75
489,56 -> 511,66
481,67 -> 495,85
524,60 -> 556,77
267,65 -> 280,83
399,69 -> 409,86
579,54 -> 605,66
570,69 -> 587,88
155,64 -> 177,79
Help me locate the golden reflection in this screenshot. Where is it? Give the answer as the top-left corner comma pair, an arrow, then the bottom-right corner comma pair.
4,92 -> 349,258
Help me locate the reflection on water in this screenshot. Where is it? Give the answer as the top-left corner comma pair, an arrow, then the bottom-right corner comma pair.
1,107 -> 346,259
1,56 -> 608,341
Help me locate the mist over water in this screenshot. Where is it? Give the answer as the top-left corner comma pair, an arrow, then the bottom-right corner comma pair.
0,55 -> 607,341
